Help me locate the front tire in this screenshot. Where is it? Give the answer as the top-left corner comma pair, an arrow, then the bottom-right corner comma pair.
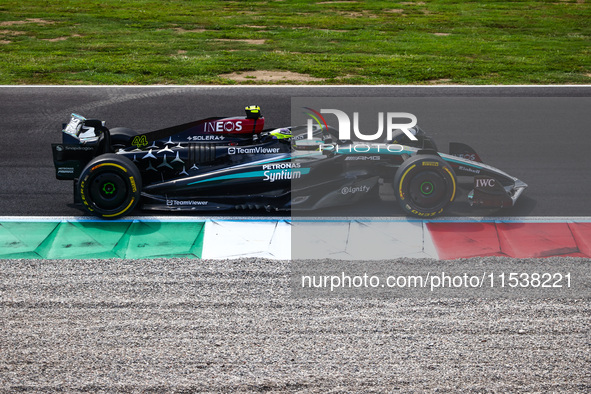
394,154 -> 456,217
77,154 -> 141,219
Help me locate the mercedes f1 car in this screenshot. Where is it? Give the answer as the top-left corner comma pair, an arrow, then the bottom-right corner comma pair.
51,106 -> 527,219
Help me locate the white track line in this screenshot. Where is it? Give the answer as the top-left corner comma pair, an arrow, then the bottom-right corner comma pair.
1,85 -> 590,88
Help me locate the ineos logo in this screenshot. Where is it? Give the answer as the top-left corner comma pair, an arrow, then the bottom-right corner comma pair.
205,121 -> 243,133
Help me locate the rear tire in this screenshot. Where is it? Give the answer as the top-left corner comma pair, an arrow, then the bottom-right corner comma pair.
110,127 -> 140,151
394,154 -> 456,217
77,154 -> 141,219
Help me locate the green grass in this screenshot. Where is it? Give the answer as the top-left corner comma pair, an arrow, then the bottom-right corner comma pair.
0,0 -> 589,84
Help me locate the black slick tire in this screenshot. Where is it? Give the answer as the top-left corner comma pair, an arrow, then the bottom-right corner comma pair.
77,153 -> 141,219
394,154 -> 456,217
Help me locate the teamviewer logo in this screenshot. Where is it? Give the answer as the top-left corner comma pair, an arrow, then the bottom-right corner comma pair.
303,107 -> 418,142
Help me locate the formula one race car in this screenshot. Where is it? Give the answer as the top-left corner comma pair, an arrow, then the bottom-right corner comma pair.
51,106 -> 527,219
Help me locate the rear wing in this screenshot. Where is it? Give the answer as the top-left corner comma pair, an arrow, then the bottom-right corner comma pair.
52,114 -> 110,180
62,114 -> 108,145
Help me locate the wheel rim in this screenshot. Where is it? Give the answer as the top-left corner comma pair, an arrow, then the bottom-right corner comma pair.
419,181 -> 434,195
89,172 -> 128,210
408,171 -> 447,209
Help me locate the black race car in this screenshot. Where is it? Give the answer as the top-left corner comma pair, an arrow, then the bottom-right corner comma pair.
51,106 -> 527,219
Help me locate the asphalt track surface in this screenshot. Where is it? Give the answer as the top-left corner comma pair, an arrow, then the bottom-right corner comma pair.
1,85 -> 591,217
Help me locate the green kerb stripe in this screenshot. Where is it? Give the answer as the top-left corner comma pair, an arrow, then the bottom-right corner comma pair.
0,220 -> 205,259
